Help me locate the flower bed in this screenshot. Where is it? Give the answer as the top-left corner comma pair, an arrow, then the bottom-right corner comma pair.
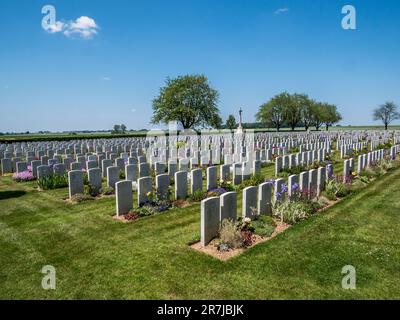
192,156 -> 399,261
12,170 -> 35,182
191,218 -> 290,261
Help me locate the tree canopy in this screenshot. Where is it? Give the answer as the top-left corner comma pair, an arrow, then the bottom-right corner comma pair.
112,124 -> 127,134
256,93 -> 287,131
151,74 -> 222,129
321,103 -> 342,131
256,92 -> 342,131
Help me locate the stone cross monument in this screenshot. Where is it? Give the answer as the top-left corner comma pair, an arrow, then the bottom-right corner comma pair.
236,107 -> 244,134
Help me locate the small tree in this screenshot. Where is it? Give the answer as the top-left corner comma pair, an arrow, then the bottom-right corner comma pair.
321,104 -> 342,131
225,114 -> 237,130
298,94 -> 314,131
112,124 -> 121,134
120,124 -> 127,134
311,102 -> 325,131
373,102 -> 400,130
151,74 -> 221,129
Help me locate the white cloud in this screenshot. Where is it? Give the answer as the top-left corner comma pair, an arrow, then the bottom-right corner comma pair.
44,16 -> 99,39
131,108 -> 137,113
64,16 -> 99,39
45,21 -> 66,33
274,8 -> 289,15
103,76 -> 111,81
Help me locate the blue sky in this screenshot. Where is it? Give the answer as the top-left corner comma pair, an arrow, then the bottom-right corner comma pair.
1,0 -> 400,132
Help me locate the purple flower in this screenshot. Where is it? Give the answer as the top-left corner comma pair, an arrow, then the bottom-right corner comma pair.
292,183 -> 299,191
12,170 -> 35,182
281,183 -> 288,194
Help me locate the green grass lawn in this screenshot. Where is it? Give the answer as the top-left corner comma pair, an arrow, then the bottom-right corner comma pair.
1,164 -> 400,299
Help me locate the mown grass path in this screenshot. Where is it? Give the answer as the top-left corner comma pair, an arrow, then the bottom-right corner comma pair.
0,168 -> 399,299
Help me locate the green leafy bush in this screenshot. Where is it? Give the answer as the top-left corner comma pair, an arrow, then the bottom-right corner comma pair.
190,189 -> 207,202
38,173 -> 68,190
83,172 -> 89,185
238,174 -> 265,189
218,180 -> 235,191
325,178 -> 351,198
273,200 -> 315,225
85,184 -> 101,197
135,205 -> 157,217
252,216 -> 275,237
376,142 -> 392,150
278,165 -> 305,177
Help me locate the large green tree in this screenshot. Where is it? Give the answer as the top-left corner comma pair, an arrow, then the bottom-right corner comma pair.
256,93 -> 287,131
373,102 -> 399,130
321,104 -> 342,131
283,93 -> 302,131
225,114 -> 237,130
151,74 -> 221,129
310,102 -> 326,131
298,94 -> 314,131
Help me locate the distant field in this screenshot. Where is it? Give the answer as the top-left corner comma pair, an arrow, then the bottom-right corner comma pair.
1,126 -> 400,143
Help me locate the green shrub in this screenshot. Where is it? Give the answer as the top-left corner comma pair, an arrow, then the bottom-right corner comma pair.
252,215 -> 275,237
38,173 -> 68,190
376,142 -> 392,149
218,180 -> 235,191
358,175 -> 370,184
325,178 -> 351,198
190,189 -> 207,202
257,214 -> 277,227
273,200 -> 314,225
278,165 -> 305,177
83,172 -> 89,185
85,184 -> 101,197
378,159 -> 395,172
238,174 -> 265,189
324,190 -> 337,201
361,166 -> 380,179
135,205 -> 157,217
